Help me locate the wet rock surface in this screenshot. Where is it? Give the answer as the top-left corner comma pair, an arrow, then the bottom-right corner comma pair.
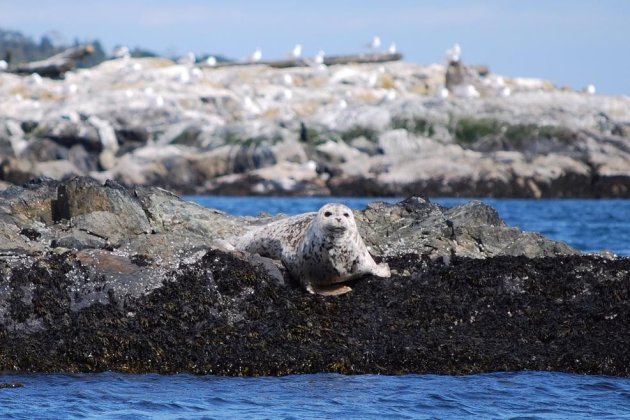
0,177 -> 628,376
0,251 -> 628,376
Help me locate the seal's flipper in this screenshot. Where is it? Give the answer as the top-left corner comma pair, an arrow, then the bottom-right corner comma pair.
306,284 -> 353,296
373,262 -> 391,278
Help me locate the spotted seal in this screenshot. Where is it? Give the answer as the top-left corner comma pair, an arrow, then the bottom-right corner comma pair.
236,203 -> 390,295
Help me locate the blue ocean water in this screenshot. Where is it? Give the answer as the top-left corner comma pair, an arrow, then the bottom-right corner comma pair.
2,197 -> 630,418
2,372 -> 630,419
189,196 -> 630,255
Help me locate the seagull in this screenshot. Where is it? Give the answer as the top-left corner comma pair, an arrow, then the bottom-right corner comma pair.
388,43 -> 397,54
29,73 -> 43,86
584,84 -> 596,95
453,84 -> 480,98
445,43 -> 461,63
0,60 -> 7,71
368,35 -> 381,51
314,50 -> 326,65
290,44 -> 302,59
178,52 -> 196,65
250,48 -> 262,63
112,46 -> 130,59
66,83 -> 78,95
178,69 -> 191,83
191,67 -> 203,80
205,56 -> 217,66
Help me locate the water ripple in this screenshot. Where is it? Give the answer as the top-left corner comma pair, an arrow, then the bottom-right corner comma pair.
188,196 -> 630,255
2,372 -> 630,418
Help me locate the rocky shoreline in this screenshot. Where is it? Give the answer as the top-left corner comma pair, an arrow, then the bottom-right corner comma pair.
2,58 -> 630,198
1,177 -> 628,376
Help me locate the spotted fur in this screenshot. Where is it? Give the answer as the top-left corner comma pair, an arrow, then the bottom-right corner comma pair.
237,204 -> 390,295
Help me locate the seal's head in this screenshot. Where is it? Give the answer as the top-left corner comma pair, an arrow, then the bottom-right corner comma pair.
315,203 -> 356,236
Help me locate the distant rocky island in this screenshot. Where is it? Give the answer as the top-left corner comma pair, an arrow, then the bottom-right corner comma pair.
1,38 -> 629,198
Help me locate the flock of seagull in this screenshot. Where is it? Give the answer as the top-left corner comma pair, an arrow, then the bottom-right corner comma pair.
2,37 -> 597,97
245,35 -> 397,64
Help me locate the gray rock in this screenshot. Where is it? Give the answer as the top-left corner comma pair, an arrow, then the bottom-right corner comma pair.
0,178 -> 577,287
53,178 -> 151,242
42,117 -> 102,152
356,197 -> 576,258
1,58 -> 630,197
1,178 -> 621,378
19,138 -> 68,162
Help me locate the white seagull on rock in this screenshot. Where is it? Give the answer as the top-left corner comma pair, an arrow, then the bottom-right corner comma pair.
388,43 -> 397,54
112,46 -> 130,59
205,56 -> 217,67
315,50 -> 326,65
250,48 -> 262,63
290,44 -> 302,59
445,43 -> 461,63
584,84 -> 596,95
368,35 -> 381,51
178,52 -> 196,65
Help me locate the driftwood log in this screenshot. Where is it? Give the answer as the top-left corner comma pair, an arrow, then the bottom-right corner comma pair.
208,52 -> 403,69
12,45 -> 94,78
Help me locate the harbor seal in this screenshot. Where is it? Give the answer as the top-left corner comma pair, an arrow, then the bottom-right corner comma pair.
236,203 -> 390,295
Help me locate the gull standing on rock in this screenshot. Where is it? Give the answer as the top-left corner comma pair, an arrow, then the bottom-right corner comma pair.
178,52 -> 196,65
112,46 -> 130,59
205,56 -> 217,67
290,44 -> 302,59
445,43 -> 461,63
388,43 -> 397,54
315,50 -> 325,65
250,48 -> 262,63
368,35 -> 381,51
29,73 -> 43,86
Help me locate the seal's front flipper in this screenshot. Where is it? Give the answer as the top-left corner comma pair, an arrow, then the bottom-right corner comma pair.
306,284 -> 353,296
373,262 -> 391,278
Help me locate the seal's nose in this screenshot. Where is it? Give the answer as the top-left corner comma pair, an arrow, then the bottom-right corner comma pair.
335,217 -> 342,222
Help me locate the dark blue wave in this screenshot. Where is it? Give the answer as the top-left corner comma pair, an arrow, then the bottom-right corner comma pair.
1,372 -> 629,418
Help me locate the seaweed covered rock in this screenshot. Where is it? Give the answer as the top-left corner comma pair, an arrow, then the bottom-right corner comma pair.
2,176 -> 626,377
0,250 -> 628,376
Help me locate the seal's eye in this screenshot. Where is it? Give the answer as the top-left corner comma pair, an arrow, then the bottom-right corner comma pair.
343,213 -> 349,217
324,211 -> 332,217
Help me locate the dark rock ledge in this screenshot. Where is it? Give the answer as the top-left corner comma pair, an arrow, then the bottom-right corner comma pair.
0,177 -> 628,376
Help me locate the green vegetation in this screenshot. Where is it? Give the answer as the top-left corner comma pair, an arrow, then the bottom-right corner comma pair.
449,117 -> 577,146
223,131 -> 284,147
450,117 -> 503,144
391,116 -> 435,137
300,125 -> 328,145
340,126 -> 379,143
302,125 -> 380,145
